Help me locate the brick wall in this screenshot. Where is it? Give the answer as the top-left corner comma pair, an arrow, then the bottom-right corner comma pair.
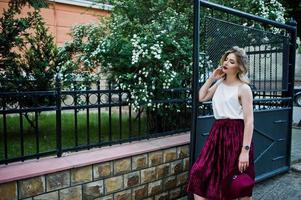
0,145 -> 190,200
0,0 -> 110,46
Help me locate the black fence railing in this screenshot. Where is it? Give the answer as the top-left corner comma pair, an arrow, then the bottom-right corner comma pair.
0,79 -> 192,164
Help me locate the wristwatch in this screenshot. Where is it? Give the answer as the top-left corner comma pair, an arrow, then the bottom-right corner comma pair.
243,145 -> 250,151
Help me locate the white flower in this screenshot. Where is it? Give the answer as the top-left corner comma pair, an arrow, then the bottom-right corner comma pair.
296,37 -> 300,45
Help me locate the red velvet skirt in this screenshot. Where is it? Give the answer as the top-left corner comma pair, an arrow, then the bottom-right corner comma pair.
186,119 -> 255,200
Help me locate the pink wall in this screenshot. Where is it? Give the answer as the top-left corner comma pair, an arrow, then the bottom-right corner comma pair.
0,0 -> 110,46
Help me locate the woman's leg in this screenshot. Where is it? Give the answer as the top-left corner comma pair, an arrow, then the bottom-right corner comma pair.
194,194 -> 207,200
239,197 -> 252,200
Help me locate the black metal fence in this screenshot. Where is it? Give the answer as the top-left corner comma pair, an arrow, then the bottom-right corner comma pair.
0,78 -> 192,164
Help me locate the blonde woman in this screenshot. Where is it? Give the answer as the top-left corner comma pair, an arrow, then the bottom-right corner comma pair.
186,46 -> 255,200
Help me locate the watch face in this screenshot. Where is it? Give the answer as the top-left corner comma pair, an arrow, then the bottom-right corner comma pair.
244,145 -> 250,150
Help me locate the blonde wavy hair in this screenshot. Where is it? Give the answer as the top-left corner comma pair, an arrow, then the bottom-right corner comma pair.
219,46 -> 250,84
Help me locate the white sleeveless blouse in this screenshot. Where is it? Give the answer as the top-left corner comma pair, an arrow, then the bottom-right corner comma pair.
212,80 -> 244,119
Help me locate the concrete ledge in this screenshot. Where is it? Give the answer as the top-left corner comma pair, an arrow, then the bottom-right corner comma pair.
0,132 -> 190,184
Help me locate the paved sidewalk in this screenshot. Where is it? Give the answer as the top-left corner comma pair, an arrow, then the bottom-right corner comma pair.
253,168 -> 301,200
253,127 -> 301,200
291,127 -> 301,164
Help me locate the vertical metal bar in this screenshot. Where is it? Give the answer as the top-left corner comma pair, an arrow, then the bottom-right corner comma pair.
154,103 -> 158,134
269,48 -> 272,92
263,45 -> 267,99
253,45 -> 256,90
275,47 -> 278,91
190,0 -> 200,169
73,82 -> 78,147
19,112 -> 24,160
119,91 -> 122,140
184,95 -> 188,129
129,92 -> 132,138
282,38 -> 290,92
286,19 -> 297,168
56,75 -> 62,157
138,108 -> 141,136
74,91 -> 78,147
204,20 -> 209,84
259,46 -> 262,93
86,92 -> 90,147
97,81 -> 101,143
263,44 -> 267,91
2,99 -> 8,161
146,107 -> 150,138
109,81 -> 112,142
174,91 -> 178,130
35,111 -> 39,158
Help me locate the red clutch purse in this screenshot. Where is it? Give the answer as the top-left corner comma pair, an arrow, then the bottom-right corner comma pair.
222,171 -> 255,199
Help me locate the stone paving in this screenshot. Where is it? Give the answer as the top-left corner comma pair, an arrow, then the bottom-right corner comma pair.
291,127 -> 301,164
253,168 -> 301,200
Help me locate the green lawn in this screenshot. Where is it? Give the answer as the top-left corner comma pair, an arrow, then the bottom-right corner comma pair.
0,111 -> 147,161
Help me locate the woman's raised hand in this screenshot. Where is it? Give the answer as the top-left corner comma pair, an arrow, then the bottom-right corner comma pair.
210,66 -> 225,81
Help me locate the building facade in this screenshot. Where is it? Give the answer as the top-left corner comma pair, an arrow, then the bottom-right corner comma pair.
0,0 -> 111,46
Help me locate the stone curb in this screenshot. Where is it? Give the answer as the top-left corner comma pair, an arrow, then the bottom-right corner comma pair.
292,126 -> 301,129
291,162 -> 301,173
292,158 -> 301,165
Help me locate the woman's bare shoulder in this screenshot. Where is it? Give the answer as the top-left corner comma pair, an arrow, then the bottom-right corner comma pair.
238,83 -> 252,96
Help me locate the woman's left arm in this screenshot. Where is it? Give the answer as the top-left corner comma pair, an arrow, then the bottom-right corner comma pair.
238,84 -> 254,173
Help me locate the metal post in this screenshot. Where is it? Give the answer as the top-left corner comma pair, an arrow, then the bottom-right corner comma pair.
190,0 -> 200,169
188,1 -> 200,199
56,74 -> 62,157
97,80 -> 101,143
109,81 -> 112,142
286,18 -> 297,168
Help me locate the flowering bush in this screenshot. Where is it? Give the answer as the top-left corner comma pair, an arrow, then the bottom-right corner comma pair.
91,0 -> 198,111
255,0 -> 285,23
57,21 -> 109,90
211,0 -> 286,23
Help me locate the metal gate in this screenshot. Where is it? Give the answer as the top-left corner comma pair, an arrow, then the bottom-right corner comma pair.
190,0 -> 297,182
